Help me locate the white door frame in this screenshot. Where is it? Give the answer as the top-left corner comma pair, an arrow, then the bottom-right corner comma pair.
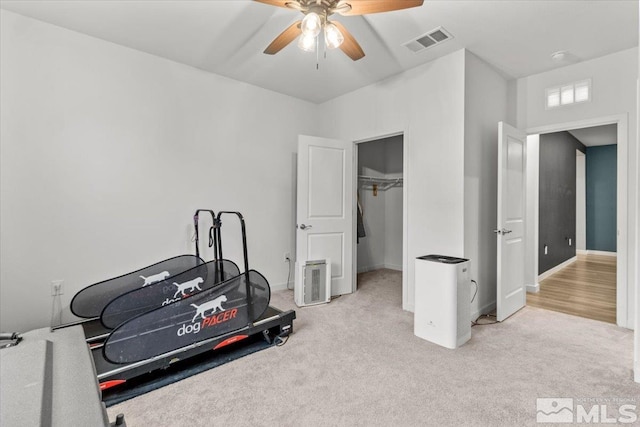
526,113 -> 629,328
352,130 -> 409,310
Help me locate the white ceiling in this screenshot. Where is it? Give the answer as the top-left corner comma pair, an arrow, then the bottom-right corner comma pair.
569,124 -> 617,147
1,0 -> 638,103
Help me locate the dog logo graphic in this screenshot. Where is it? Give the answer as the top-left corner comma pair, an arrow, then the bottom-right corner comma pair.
536,398 -> 573,423
140,271 -> 170,287
173,277 -> 204,298
190,295 -> 227,322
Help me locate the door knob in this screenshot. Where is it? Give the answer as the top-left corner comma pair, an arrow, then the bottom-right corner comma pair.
299,224 -> 312,230
493,228 -> 512,235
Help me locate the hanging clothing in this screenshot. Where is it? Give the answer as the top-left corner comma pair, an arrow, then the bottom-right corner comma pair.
357,191 -> 366,243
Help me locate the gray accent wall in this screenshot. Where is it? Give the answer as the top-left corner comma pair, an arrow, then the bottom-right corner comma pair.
586,144 -> 617,252
538,132 -> 586,274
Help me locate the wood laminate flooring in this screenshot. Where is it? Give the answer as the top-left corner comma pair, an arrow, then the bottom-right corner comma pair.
526,254 -> 616,324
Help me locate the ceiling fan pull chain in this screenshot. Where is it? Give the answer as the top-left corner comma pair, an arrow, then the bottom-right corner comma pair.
323,8 -> 327,60
316,35 -> 319,70
323,30 -> 327,60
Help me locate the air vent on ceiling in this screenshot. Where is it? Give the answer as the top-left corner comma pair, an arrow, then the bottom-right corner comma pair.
403,26 -> 453,53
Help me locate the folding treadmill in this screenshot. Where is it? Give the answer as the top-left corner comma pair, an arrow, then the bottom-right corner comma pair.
60,210 -> 295,392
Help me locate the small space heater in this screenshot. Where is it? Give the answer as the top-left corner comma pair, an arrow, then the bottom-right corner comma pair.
294,259 -> 331,307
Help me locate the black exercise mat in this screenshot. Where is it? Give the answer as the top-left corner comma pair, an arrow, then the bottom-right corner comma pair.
102,333 -> 274,407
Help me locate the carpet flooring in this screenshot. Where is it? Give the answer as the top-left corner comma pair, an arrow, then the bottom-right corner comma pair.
108,269 -> 638,426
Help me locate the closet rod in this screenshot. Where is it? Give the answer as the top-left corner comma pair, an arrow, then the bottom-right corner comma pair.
358,175 -> 403,184
358,175 -> 403,192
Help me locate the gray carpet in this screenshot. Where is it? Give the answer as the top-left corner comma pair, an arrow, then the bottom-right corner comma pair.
108,269 -> 638,426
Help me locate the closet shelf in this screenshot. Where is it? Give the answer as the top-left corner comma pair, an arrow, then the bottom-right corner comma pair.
358,175 -> 403,191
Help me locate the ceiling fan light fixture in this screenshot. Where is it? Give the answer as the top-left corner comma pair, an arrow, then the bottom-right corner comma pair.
258,0 -> 426,61
324,22 -> 344,49
284,1 -> 303,11
301,12 -> 322,37
331,2 -> 352,15
298,33 -> 316,52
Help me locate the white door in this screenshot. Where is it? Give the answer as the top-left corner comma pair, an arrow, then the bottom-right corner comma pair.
296,135 -> 354,296
496,122 -> 527,321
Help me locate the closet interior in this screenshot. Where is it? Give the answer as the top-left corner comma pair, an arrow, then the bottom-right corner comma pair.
357,135 -> 404,281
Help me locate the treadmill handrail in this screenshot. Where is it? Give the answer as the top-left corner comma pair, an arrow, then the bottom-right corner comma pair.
216,211 -> 253,322
193,209 -> 218,260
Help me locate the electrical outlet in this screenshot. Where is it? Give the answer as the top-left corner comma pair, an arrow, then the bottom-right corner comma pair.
51,280 -> 63,296
283,252 -> 291,262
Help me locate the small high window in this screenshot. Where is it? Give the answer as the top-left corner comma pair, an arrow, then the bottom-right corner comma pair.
546,79 -> 591,109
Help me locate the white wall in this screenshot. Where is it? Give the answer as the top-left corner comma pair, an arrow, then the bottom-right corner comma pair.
319,49 -> 467,311
463,51 -> 510,318
635,5 -> 639,381
525,135 -> 540,292
516,47 -> 638,328
0,11 -> 319,332
634,5 -> 639,382
576,151 -> 586,251
384,137 -> 403,270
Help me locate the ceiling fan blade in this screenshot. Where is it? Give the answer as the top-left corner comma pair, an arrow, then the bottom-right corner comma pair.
264,21 -> 302,55
337,0 -> 424,16
333,21 -> 365,61
254,0 -> 293,9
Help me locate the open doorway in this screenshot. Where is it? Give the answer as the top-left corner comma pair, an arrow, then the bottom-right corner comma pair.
526,123 -> 619,324
355,135 -> 404,306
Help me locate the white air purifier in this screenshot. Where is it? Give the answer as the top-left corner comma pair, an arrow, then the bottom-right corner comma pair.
294,259 -> 331,307
414,255 -> 471,349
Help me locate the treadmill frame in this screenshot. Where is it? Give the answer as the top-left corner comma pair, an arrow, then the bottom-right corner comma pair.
60,209 -> 295,393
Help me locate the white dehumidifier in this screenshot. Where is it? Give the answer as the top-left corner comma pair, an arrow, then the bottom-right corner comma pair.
294,259 -> 331,307
414,255 -> 471,349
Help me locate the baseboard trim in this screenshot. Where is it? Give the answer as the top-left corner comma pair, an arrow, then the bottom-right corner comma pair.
538,256 -> 577,281
358,264 -> 402,273
526,283 -> 540,293
357,264 -> 384,273
271,282 -> 291,292
471,301 -> 496,322
576,249 -> 587,255
585,250 -> 617,257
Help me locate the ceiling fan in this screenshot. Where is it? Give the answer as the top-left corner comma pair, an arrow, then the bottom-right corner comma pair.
255,0 -> 424,61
